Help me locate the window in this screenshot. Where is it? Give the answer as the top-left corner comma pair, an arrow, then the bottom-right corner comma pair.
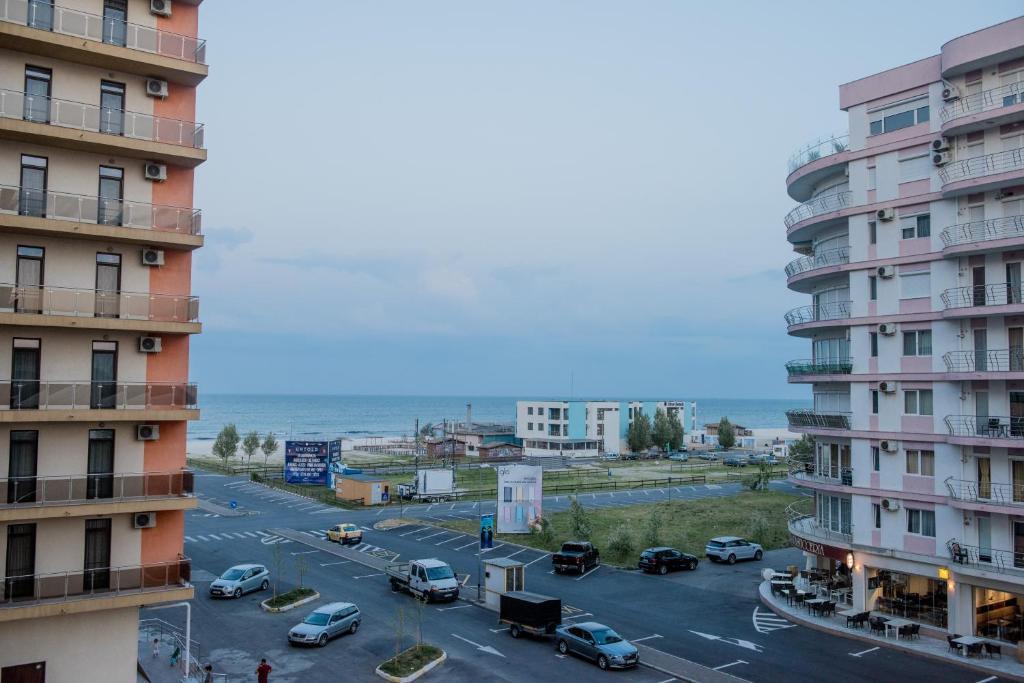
102,0 -> 128,47
873,503 -> 881,529
871,390 -> 879,414
900,271 -> 930,299
527,407 -> 533,415
906,449 -> 935,476
99,81 -> 125,135
899,155 -> 932,183
901,215 -> 931,239
869,102 -> 929,135
19,154 -> 47,218
872,446 -> 880,472
23,66 -> 51,124
526,422 -> 533,431
867,167 -> 877,192
904,389 -> 933,415
869,221 -> 877,245
902,330 -> 932,356
870,332 -> 878,358
869,276 -> 877,301
906,508 -> 936,537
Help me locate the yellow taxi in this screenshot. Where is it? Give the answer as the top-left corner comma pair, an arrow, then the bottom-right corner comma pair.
326,523 -> 363,545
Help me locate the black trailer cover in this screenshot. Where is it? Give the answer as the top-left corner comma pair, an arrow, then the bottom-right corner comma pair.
500,591 -> 562,632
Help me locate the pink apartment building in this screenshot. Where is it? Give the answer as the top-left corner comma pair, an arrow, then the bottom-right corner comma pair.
785,16 -> 1024,645
0,1 -> 205,680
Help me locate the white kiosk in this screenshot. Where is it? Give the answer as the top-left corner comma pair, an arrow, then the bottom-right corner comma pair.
483,557 -> 525,610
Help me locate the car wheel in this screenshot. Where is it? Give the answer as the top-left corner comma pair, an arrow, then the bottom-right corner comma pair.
557,639 -> 569,655
390,581 -> 400,592
260,579 -> 269,591
597,655 -> 609,670
350,621 -> 359,635
727,554 -> 736,565
233,588 -> 242,598
689,560 -> 698,570
318,634 -> 328,647
510,624 -> 521,639
554,567 -> 561,574
658,565 -> 668,575
754,550 -> 763,561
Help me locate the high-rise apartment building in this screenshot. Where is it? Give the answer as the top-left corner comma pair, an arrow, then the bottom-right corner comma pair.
785,17 -> 1024,643
0,1 -> 205,680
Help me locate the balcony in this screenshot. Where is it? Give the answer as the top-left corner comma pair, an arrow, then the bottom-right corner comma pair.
786,133 -> 850,202
785,358 -> 853,378
940,82 -> 1024,135
938,148 -> 1024,196
946,540 -> 1024,577
0,283 -> 200,334
784,191 -> 853,230
939,214 -> 1024,253
940,283 -> 1024,316
784,246 -> 850,280
790,462 -> 853,486
0,1 -> 207,85
0,380 -> 197,422
0,469 -> 194,521
786,501 -> 853,544
945,477 -> 1024,512
785,409 -> 851,431
0,557 -> 192,621
784,301 -> 851,332
943,349 -> 1024,373
0,89 -> 205,167
944,415 -> 1024,441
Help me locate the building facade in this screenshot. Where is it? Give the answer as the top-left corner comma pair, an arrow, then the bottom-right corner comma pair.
0,1 -> 205,680
785,17 -> 1024,645
516,399 -> 695,457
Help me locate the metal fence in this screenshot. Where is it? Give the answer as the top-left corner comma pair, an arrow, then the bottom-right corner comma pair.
944,414 -> 1024,439
787,133 -> 849,174
942,348 -> 1024,372
785,358 -> 853,376
0,557 -> 190,607
1,469 -> 193,507
784,301 -> 851,326
939,147 -> 1024,184
940,81 -> 1024,123
941,283 -> 1024,310
0,283 -> 199,322
785,409 -> 851,430
939,214 -> 1024,248
784,191 -> 852,229
784,246 -> 850,278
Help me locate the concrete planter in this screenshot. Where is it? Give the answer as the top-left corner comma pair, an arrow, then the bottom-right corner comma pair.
375,648 -> 446,682
260,590 -> 320,613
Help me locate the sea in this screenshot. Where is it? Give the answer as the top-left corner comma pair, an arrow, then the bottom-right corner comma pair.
188,395 -> 812,443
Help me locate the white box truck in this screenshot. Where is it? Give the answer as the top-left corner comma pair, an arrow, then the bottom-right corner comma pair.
397,468 -> 456,502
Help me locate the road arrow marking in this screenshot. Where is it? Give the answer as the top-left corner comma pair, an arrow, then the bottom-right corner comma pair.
451,633 -> 505,657
849,646 -> 879,657
688,630 -> 763,653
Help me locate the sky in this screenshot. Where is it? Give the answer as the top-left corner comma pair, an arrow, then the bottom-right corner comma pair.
191,2 -> 1023,399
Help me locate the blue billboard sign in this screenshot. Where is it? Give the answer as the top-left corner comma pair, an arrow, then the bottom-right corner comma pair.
285,441 -> 330,485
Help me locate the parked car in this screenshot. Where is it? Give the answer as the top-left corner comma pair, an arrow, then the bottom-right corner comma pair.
620,453 -> 639,461
385,559 -> 460,602
668,452 -> 688,462
697,452 -> 718,461
723,455 -> 749,467
553,541 -> 600,574
500,591 -> 561,639
326,522 -> 363,545
638,547 -> 698,574
749,453 -> 777,464
288,602 -> 361,647
705,536 -> 763,564
209,564 -> 269,599
555,622 -> 639,670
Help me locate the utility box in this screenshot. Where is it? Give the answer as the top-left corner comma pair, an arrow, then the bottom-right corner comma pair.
483,557 -> 525,611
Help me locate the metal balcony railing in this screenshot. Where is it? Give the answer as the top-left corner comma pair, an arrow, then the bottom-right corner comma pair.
785,409 -> 851,430
0,0 -> 207,64
941,283 -> 1024,310
939,214 -> 1024,248
0,184 -> 201,235
940,81 -> 1024,124
945,477 -> 1024,507
1,469 -> 194,507
785,500 -> 853,542
784,191 -> 852,229
938,148 -> 1024,184
2,380 -> 198,411
946,539 -> 1024,574
943,348 -> 1024,372
784,301 -> 851,326
0,283 -> 199,322
789,462 -> 853,486
787,133 -> 849,174
784,246 -> 850,278
0,89 -> 204,148
785,358 -> 853,376
0,557 -> 191,607
944,415 -> 1024,439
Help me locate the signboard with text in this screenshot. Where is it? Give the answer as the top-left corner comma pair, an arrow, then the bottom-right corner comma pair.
285,440 -> 338,485
497,464 -> 543,534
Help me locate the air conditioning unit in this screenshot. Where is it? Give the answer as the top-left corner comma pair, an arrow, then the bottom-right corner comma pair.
877,265 -> 895,279
881,497 -> 900,511
933,151 -> 951,166
133,512 -> 157,529
878,322 -> 897,336
150,0 -> 171,17
931,138 -> 950,152
879,381 -> 897,393
137,424 -> 160,441
942,83 -> 961,101
876,207 -> 895,221
139,336 -> 162,353
145,78 -> 169,98
144,163 -> 167,182
141,248 -> 165,266
880,440 -> 898,453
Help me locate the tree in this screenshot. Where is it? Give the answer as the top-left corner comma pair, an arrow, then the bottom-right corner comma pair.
642,506 -> 661,548
261,432 -> 279,466
745,462 -> 773,491
241,431 -> 261,467
212,424 -> 240,465
294,553 -> 308,589
652,409 -> 672,453
569,497 -> 592,540
717,417 -> 736,450
787,434 -> 815,463
668,411 -> 685,451
418,422 -> 434,437
627,412 -> 653,453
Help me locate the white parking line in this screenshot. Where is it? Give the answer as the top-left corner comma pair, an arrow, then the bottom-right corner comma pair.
500,548 -> 528,560
849,646 -> 879,657
290,550 -> 318,556
631,634 -> 662,643
418,531 -> 447,542
437,604 -> 473,611
185,536 -> 197,543
206,533 -> 222,541
320,560 -> 351,567
975,677 -> 997,683
436,535 -> 464,546
561,612 -> 593,621
712,660 -> 747,671
195,535 -> 210,542
399,527 -> 426,537
574,566 -> 600,581
455,541 -> 479,551
656,678 -> 677,683
255,531 -> 270,537
524,553 -> 551,567
244,532 -> 258,538
353,573 -> 384,579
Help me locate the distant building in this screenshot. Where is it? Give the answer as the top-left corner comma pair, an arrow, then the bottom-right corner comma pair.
477,441 -> 523,461
425,436 -> 465,459
704,422 -> 754,437
335,473 -> 392,505
516,400 -> 696,458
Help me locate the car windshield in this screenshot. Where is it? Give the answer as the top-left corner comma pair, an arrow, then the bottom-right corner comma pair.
426,566 -> 454,580
304,612 -> 330,626
220,568 -> 245,581
592,629 -> 623,645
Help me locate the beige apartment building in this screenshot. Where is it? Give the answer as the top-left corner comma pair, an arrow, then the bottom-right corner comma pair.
0,1 -> 205,680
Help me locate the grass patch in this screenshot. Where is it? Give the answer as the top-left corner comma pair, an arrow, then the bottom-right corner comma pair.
265,586 -> 316,609
379,644 -> 444,677
422,490 -> 801,565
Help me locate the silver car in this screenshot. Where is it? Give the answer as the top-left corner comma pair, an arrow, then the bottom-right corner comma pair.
209,563 -> 269,598
705,536 -> 763,564
555,622 -> 638,670
289,602 -> 361,647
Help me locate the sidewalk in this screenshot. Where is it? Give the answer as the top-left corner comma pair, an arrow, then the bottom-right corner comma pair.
758,580 -> 1024,682
136,634 -> 197,683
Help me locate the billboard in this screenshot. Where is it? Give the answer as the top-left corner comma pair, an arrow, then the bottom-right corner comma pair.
497,464 -> 543,534
285,440 -> 341,486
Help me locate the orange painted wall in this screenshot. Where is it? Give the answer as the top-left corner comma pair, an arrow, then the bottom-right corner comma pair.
146,333 -> 189,383
144,420 -> 187,472
157,3 -> 199,39
141,510 -> 184,563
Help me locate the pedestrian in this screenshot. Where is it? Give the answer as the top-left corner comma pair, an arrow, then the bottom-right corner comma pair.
202,663 -> 213,683
256,658 -> 272,683
169,644 -> 180,668
151,637 -> 160,659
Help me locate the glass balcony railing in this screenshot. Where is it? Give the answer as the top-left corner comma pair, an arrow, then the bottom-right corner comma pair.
943,348 -> 1024,373
2,380 -> 197,411
785,409 -> 851,430
944,415 -> 1024,439
1,469 -> 194,507
785,500 -> 853,543
0,557 -> 191,607
784,301 -> 851,326
940,215 -> 1024,248
940,82 -> 1024,124
945,477 -> 1024,507
784,191 -> 853,229
939,148 -> 1024,185
1,0 -> 206,64
0,89 -> 204,148
784,246 -> 850,278
787,133 -> 849,174
790,462 -> 853,486
785,358 -> 853,376
0,283 -> 199,322
941,283 -> 1024,310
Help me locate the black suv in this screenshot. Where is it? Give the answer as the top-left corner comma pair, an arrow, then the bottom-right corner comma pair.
637,547 -> 699,574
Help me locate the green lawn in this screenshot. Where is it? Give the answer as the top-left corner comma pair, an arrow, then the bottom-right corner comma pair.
265,586 -> 316,609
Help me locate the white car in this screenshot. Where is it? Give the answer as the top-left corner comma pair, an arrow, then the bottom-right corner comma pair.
705,536 -> 763,564
209,564 -> 269,598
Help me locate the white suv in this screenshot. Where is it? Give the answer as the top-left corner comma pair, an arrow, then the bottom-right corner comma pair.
705,536 -> 763,564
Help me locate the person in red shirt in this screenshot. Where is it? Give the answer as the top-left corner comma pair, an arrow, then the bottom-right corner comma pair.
256,658 -> 272,682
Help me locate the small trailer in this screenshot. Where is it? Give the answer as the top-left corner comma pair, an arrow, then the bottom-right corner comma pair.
397,469 -> 456,503
499,591 -> 562,639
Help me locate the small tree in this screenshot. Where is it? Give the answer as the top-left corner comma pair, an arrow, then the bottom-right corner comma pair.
627,413 -> 653,453
569,497 -> 592,540
717,417 -> 736,450
418,422 -> 434,438
261,432 -> 280,466
745,462 -> 773,491
393,606 -> 407,660
652,409 -> 672,453
241,431 -> 261,467
212,423 -> 240,465
668,411 -> 685,451
787,434 -> 815,463
294,553 -> 308,589
270,543 -> 284,597
642,506 -> 662,548
606,524 -> 634,562
531,516 -> 554,549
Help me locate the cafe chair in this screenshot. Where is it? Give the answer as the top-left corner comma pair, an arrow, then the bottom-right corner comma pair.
947,635 -> 961,653
966,642 -> 984,658
984,642 -> 1002,659
870,618 -> 887,636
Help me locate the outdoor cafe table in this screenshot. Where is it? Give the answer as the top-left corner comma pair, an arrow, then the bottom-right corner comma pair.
950,635 -> 986,656
782,589 -> 809,606
837,608 -> 860,618
883,617 -> 912,639
805,597 -> 829,615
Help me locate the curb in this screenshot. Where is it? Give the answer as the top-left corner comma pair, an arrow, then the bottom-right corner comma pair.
375,648 -> 447,682
260,591 -> 320,613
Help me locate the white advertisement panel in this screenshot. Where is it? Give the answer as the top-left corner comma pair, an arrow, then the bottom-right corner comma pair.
497,464 -> 543,534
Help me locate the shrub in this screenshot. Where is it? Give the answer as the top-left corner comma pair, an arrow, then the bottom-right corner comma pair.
569,497 -> 592,540
606,524 -> 634,562
642,507 -> 661,548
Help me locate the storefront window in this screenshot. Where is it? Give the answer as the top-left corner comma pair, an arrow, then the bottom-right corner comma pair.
975,587 -> 1023,643
869,569 -> 947,628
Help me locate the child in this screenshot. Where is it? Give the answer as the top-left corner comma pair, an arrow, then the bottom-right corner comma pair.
151,638 -> 160,659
